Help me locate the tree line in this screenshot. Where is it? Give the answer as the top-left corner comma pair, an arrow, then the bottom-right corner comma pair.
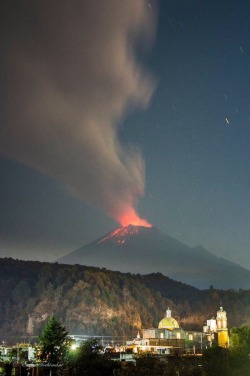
0,257 -> 249,340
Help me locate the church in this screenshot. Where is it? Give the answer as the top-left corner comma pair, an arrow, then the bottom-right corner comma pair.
203,306 -> 229,348
126,306 -> 229,354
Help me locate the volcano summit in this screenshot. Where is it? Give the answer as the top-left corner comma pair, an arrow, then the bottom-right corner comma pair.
58,225 -> 250,290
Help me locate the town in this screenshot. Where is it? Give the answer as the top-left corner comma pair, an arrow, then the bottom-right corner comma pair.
1,305 -> 249,376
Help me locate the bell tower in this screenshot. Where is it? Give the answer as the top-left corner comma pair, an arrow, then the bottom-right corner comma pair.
216,307 -> 229,347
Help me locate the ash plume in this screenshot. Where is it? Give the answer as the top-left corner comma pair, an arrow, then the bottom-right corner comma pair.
1,1 -> 156,224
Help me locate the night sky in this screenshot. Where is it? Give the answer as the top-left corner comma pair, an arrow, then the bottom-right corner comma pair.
1,0 -> 250,270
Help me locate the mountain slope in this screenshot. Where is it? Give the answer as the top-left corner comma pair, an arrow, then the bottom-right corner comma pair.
58,225 -> 250,289
1,258 -> 250,340
0,258 -> 203,340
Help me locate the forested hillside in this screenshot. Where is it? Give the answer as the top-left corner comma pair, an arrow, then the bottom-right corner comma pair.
0,258 -> 249,341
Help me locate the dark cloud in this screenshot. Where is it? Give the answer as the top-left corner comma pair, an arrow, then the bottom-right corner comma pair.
1,0 -> 156,224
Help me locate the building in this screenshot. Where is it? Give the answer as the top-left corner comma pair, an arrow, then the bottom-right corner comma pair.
203,306 -> 229,348
126,307 -> 207,355
158,307 -> 180,330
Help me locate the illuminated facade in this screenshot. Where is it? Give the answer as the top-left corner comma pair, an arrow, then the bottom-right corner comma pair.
216,306 -> 229,347
203,306 -> 229,348
126,306 -> 230,355
126,308 -> 207,355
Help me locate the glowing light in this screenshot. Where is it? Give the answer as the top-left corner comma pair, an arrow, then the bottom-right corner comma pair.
97,207 -> 152,244
117,208 -> 152,228
98,222 -> 152,245
98,225 -> 140,244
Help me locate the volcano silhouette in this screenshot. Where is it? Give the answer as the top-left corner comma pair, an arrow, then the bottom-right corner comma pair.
58,225 -> 250,289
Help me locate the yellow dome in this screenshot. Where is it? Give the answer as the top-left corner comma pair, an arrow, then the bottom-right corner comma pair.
158,308 -> 179,330
158,317 -> 179,330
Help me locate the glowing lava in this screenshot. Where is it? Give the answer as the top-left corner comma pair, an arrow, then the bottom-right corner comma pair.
98,224 -> 148,244
117,208 -> 152,228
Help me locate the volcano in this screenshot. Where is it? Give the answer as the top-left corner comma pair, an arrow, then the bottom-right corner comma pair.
58,225 -> 250,289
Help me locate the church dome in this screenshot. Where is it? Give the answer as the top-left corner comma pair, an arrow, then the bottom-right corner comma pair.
158,308 -> 179,330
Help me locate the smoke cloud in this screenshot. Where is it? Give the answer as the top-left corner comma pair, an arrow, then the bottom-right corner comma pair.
1,1 -> 156,225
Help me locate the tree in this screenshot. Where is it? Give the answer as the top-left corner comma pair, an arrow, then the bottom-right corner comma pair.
229,325 -> 250,375
68,338 -> 119,376
39,316 -> 68,365
202,346 -> 230,376
4,362 -> 13,376
134,354 -> 166,376
230,325 -> 250,355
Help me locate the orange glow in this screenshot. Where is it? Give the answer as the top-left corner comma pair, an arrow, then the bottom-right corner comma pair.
117,208 -> 152,228
98,223 -> 146,244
